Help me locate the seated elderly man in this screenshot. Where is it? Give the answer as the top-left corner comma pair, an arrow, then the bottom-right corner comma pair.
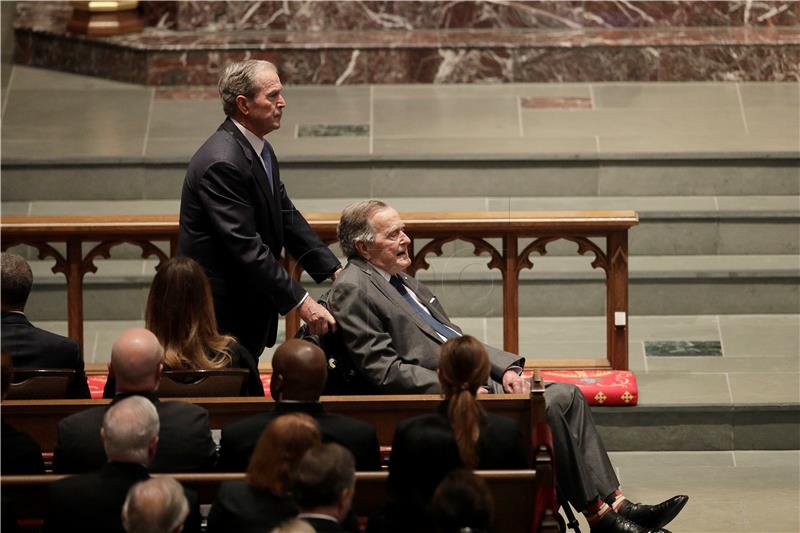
326,200 -> 688,533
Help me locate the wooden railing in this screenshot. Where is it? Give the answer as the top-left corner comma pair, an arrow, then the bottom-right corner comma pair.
0,211 -> 638,370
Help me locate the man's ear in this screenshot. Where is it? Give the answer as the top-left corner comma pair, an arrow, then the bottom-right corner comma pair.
148,435 -> 159,459
235,94 -> 249,115
270,373 -> 284,399
355,240 -> 369,259
338,484 -> 355,518
100,427 -> 106,444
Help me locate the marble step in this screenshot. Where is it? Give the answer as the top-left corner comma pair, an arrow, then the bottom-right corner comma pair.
20,254 -> 800,322
3,159 -> 799,201
4,195 -> 799,256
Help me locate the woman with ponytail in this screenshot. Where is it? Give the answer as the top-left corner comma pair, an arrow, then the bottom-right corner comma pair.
371,336 -> 527,533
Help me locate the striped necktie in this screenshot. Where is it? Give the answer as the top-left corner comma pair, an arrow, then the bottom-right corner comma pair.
389,275 -> 459,340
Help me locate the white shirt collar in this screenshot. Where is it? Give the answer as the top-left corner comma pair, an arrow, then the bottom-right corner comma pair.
297,513 -> 338,523
371,263 -> 393,282
231,118 -> 266,155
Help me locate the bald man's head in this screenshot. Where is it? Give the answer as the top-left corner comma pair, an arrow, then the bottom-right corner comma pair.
110,328 -> 164,393
270,339 -> 327,402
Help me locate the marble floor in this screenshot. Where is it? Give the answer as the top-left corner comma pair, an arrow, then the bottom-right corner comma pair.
2,66 -> 798,162
565,450 -> 800,533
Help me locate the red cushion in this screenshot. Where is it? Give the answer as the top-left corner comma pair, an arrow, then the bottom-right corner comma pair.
90,370 -> 637,405
525,370 -> 638,406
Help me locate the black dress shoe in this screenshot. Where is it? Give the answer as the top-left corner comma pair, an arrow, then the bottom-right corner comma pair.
590,511 -> 669,533
617,495 -> 689,529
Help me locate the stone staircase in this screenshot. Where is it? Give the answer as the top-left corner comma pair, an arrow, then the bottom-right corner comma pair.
1,64 -> 798,454
5,157 -> 798,321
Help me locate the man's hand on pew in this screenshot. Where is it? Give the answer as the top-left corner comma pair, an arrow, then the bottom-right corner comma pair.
502,370 -> 530,394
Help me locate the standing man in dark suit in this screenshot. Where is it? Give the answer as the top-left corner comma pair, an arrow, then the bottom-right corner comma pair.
1,252 -> 90,398
218,339 -> 381,472
53,328 -> 217,474
327,200 -> 688,533
178,60 -> 341,360
44,396 -> 201,533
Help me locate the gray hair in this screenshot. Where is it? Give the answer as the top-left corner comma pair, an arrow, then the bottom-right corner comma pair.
122,477 -> 189,533
218,59 -> 277,117
292,443 -> 356,510
102,395 -> 160,465
337,200 -> 388,258
1,252 -> 33,309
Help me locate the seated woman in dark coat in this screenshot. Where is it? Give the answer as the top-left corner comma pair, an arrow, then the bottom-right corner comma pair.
105,257 -> 263,397
207,413 -> 321,533
371,336 -> 527,533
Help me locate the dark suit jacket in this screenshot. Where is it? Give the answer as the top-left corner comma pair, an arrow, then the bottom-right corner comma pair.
206,480 -> 297,533
388,404 -> 527,511
1,421 -> 45,475
218,402 -> 381,472
44,462 -> 201,533
178,118 -> 340,357
1,312 -> 90,399
328,257 -> 523,393
53,392 -> 217,473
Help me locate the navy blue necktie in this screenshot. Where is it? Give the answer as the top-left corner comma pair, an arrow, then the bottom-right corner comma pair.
389,275 -> 459,340
260,143 -> 274,194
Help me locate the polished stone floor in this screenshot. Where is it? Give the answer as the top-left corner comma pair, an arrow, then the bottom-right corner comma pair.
567,450 -> 800,533
2,66 -> 798,162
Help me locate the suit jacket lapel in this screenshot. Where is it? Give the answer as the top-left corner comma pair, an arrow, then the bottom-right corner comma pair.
400,273 -> 458,329
355,260 -> 444,343
220,119 -> 282,235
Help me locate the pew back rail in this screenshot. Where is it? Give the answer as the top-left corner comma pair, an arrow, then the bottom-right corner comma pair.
1,211 -> 638,370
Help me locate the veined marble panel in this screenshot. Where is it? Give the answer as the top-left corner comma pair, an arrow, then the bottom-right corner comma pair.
166,1 -> 800,32
16,2 -> 800,33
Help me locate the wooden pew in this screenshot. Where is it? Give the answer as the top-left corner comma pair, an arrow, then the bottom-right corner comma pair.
1,393 -> 537,455
2,470 -> 555,533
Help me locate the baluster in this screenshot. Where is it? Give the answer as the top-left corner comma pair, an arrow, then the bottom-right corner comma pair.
284,255 -> 301,340
65,239 -> 85,350
607,230 -> 629,370
502,235 -> 519,355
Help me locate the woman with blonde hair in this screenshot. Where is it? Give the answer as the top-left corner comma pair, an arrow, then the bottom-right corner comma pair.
207,413 -> 322,532
375,336 -> 526,532
105,257 -> 262,397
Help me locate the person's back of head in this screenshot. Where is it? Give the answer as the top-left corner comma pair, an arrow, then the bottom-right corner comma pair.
292,443 -> 356,522
110,328 -> 164,393
247,412 -> 321,496
438,336 -> 490,470
101,395 -> 160,465
145,257 -> 233,371
432,469 -> 494,533
122,477 -> 189,533
270,339 -> 327,402
1,252 -> 33,312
